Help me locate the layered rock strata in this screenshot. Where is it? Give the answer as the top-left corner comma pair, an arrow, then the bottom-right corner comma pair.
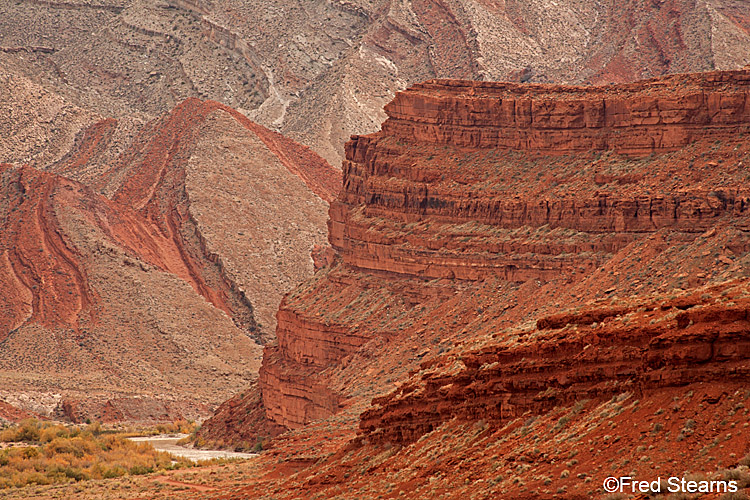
0,163 -> 262,419
251,69 -> 750,436
360,282 -> 750,445
382,72 -> 750,154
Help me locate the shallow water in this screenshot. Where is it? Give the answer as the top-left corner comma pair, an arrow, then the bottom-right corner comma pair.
128,434 -> 257,462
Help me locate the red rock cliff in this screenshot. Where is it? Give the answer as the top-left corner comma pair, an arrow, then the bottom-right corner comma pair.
381,72 -> 750,154
359,282 -> 750,445
250,69 -> 750,437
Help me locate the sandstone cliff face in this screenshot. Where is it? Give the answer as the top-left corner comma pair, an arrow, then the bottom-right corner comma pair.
188,70 -> 750,500
327,72 -> 750,282
382,72 -> 750,154
360,282 -> 750,445
223,71 -> 750,476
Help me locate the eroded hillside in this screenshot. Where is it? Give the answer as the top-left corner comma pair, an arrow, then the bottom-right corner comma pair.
0,81 -> 339,422
2,0 -> 748,167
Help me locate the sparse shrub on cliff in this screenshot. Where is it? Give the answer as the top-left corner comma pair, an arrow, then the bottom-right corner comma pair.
722,468 -> 750,489
551,400 -> 589,434
677,419 -> 697,441
552,415 -> 571,433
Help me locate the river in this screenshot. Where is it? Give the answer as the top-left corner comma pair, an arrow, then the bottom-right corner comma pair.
128,434 -> 257,462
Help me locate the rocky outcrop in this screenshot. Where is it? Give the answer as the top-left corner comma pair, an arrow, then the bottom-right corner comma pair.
254,70 -> 750,440
194,382 -> 286,448
0,400 -> 40,425
381,72 -> 750,154
192,71 -> 750,500
359,283 -> 750,445
256,265 -> 404,429
55,395 -> 212,425
329,70 -> 750,283
0,165 -> 97,336
259,348 -> 344,429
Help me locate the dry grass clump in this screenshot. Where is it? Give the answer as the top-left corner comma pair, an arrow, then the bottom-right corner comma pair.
154,419 -> 195,436
0,419 -> 192,488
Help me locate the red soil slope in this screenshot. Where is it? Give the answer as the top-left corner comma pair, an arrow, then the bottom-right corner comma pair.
193,70 -> 750,499
100,97 -> 340,340
360,281 -> 750,445
0,163 -> 262,421
0,96 -> 340,422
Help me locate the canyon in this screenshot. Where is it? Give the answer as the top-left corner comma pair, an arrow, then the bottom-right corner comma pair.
0,67 -> 748,500
1,1 -> 750,497
192,69 -> 750,499
229,68 -> 750,433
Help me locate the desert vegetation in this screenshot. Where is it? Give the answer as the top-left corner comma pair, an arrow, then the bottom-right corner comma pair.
0,419 -> 194,488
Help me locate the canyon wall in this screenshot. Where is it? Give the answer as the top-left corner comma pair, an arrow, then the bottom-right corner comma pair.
247,69 -> 750,437
382,72 -> 750,154
360,283 -> 750,445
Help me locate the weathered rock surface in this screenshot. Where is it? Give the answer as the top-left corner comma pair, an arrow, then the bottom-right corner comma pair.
382,72 -> 750,154
2,0 -> 749,168
0,66 -> 100,168
0,86 -> 339,421
98,97 -> 339,340
360,282 -> 750,445
191,382 -> 286,449
195,71 -> 750,500
222,70 -> 743,435
0,400 -> 38,426
0,163 -> 262,421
